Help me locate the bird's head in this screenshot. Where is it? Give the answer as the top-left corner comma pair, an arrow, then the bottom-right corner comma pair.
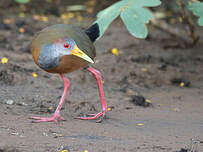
54,37 -> 94,63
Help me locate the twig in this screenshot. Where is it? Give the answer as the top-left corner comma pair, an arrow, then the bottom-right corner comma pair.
151,18 -> 190,44
177,0 -> 199,45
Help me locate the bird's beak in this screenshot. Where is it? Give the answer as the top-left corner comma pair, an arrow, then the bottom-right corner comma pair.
71,45 -> 94,63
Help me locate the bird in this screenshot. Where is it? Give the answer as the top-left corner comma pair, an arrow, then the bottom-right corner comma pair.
31,23 -> 108,123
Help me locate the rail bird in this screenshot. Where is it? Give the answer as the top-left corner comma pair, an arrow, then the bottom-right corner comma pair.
31,24 -> 108,123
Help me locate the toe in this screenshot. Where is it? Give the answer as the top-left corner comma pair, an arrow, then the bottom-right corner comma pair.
59,116 -> 65,121
31,116 -> 43,120
31,116 -> 58,123
76,111 -> 105,120
87,114 -> 97,116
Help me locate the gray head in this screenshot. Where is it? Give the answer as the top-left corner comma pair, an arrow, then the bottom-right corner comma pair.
38,37 -> 94,70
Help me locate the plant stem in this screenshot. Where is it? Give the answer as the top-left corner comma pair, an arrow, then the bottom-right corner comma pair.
177,0 -> 199,45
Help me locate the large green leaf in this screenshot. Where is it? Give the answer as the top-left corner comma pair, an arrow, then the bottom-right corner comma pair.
95,0 -> 161,39
198,17 -> 203,26
189,2 -> 203,26
121,8 -> 147,38
15,0 -> 29,3
95,1 -> 127,39
97,1 -> 127,18
123,0 -> 161,7
128,6 -> 153,23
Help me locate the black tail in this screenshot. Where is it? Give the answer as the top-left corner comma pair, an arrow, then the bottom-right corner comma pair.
85,23 -> 100,42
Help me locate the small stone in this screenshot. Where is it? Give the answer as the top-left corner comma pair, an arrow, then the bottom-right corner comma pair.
42,132 -> 48,136
53,133 -> 63,138
6,99 -> 14,105
11,132 -> 19,135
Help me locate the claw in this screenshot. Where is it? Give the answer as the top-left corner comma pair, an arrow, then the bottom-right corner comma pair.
86,113 -> 98,116
76,111 -> 106,122
59,116 -> 65,121
31,114 -> 65,123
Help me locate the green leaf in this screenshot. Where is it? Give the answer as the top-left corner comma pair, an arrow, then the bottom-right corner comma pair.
189,2 -> 203,26
121,8 -> 147,38
15,0 -> 29,3
123,0 -> 161,7
198,17 -> 203,26
95,1 -> 127,39
95,0 -> 161,39
129,6 -> 153,23
138,0 -> 161,7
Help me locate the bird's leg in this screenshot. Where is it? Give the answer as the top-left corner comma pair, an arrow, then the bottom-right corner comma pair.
31,74 -> 70,123
77,66 -> 108,122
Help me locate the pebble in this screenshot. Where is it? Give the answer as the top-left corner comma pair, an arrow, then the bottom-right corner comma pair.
6,99 -> 14,105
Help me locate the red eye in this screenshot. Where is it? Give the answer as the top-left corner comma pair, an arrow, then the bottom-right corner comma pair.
64,43 -> 70,48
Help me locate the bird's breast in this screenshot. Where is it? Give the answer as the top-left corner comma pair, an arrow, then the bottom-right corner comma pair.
38,44 -> 61,70
45,55 -> 89,74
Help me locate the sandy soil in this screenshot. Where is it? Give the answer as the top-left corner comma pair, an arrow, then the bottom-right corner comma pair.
0,5 -> 203,152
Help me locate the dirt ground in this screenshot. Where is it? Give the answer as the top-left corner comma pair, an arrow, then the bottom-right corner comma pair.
0,2 -> 203,152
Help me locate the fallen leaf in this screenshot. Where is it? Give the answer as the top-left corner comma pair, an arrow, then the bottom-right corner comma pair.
107,107 -> 111,111
19,27 -> 25,33
145,99 -> 151,103
111,48 -> 119,56
41,16 -> 48,22
61,150 -> 69,152
180,82 -> 184,87
32,72 -> 38,78
1,57 -> 8,64
67,12 -> 74,19
137,123 -> 144,126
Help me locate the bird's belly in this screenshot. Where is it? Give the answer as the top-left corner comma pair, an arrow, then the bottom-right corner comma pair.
45,55 -> 89,74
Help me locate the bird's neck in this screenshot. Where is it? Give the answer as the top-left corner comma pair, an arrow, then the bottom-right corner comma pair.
85,23 -> 100,42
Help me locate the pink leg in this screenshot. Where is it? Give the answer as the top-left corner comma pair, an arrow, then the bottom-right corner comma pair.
77,66 -> 108,122
31,74 -> 70,123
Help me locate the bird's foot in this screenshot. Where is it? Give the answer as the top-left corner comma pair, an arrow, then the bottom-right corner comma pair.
76,110 -> 106,123
31,114 -> 65,123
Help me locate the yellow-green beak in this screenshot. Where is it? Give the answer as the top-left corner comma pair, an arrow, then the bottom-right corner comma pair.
71,45 -> 94,63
